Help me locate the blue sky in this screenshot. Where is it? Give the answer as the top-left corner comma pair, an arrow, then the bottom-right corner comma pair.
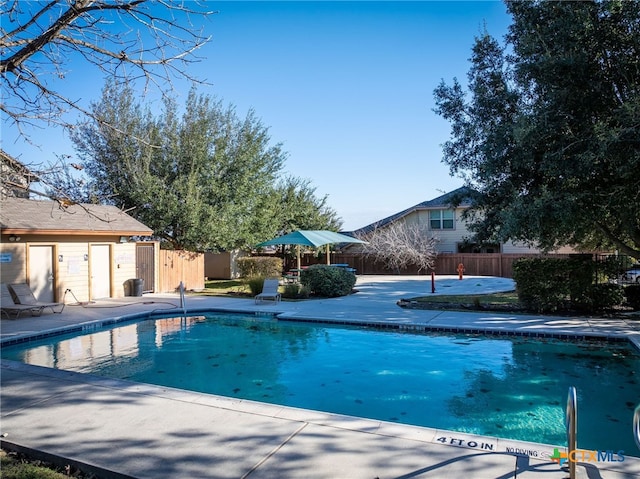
2,1 -> 512,231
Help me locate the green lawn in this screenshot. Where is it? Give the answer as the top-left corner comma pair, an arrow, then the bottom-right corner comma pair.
410,291 -> 520,308
1,449 -> 83,479
193,279 -> 249,295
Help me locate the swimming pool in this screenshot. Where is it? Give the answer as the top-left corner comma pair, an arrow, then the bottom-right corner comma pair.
2,312 -> 639,454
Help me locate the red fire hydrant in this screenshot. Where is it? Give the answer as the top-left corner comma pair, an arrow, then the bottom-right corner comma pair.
457,263 -> 465,280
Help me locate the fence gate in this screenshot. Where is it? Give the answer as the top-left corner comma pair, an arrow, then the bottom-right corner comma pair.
158,250 -> 205,292
136,243 -> 155,293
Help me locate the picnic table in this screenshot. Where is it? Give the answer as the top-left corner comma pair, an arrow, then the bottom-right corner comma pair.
284,267 -> 306,283
329,263 -> 357,274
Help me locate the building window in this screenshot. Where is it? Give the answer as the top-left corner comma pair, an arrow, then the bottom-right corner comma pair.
430,209 -> 454,229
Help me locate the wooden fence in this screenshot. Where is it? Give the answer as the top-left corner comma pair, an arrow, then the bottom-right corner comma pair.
159,250 -> 205,292
284,253 -> 572,278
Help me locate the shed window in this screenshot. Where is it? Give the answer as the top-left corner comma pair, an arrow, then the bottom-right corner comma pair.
429,209 -> 454,229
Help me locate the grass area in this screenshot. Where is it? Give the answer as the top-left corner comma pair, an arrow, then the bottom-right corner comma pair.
196,279 -> 249,295
410,291 -> 521,309
192,279 -> 312,301
204,279 -> 245,290
0,449 -> 92,479
413,291 -> 518,304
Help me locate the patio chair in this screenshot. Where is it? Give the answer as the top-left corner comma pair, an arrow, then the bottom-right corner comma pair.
255,278 -> 281,304
9,283 -> 65,314
1,283 -> 40,319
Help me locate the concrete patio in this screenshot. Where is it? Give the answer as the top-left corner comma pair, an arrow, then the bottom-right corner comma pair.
1,275 -> 639,478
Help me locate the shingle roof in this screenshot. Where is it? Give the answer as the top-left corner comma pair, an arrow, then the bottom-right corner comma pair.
349,186 -> 474,236
0,198 -> 153,236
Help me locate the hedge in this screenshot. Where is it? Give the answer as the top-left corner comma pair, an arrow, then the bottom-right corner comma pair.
236,256 -> 283,278
300,265 -> 356,297
512,256 -> 625,313
512,258 -> 574,312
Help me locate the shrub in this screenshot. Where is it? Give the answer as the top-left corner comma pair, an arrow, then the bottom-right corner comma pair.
300,265 -> 356,297
246,276 -> 269,296
0,452 -> 70,479
565,255 -> 596,303
572,283 -> 624,312
512,258 -> 571,312
237,256 -> 282,278
624,285 -> 640,310
281,283 -> 310,299
513,256 -> 625,313
591,284 -> 624,310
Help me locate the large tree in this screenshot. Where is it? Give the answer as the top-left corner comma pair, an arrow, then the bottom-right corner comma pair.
71,83 -> 287,251
1,0 -> 212,139
69,82 -> 342,251
265,176 -> 343,264
434,0 -> 640,259
275,176 -> 342,233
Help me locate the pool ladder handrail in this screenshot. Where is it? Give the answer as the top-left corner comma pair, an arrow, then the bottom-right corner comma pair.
634,404 -> 640,451
179,281 -> 187,314
566,386 -> 577,479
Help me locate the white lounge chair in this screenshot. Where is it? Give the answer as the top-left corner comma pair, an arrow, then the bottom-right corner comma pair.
9,283 -> 65,314
1,283 -> 39,319
255,278 -> 281,304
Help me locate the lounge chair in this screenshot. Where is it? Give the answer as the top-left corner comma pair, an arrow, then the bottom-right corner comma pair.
255,278 -> 281,304
1,283 -> 40,319
9,283 -> 65,314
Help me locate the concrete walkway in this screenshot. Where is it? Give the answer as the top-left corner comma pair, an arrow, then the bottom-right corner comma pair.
1,275 -> 639,478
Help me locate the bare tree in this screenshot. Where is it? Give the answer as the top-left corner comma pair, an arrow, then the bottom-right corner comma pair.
1,0 -> 215,140
358,222 -> 438,273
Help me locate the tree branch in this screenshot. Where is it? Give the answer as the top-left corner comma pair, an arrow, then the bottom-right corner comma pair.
1,0 -> 216,139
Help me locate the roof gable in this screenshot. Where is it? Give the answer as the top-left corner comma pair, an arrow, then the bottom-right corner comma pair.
350,186 -> 474,236
0,198 -> 153,236
0,150 -> 38,199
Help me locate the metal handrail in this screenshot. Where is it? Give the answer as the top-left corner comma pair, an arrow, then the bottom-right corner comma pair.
566,386 -> 577,479
179,281 -> 187,314
634,404 -> 640,452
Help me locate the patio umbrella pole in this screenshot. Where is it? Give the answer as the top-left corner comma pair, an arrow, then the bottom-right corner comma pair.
326,244 -> 330,264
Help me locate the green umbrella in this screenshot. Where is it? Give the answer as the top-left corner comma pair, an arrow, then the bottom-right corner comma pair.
256,230 -> 367,270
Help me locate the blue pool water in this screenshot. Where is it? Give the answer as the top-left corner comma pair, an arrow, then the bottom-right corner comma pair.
2,313 -> 639,454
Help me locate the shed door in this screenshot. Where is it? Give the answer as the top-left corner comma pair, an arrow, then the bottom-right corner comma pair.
28,245 -> 54,302
90,244 -> 111,299
136,244 -> 155,293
